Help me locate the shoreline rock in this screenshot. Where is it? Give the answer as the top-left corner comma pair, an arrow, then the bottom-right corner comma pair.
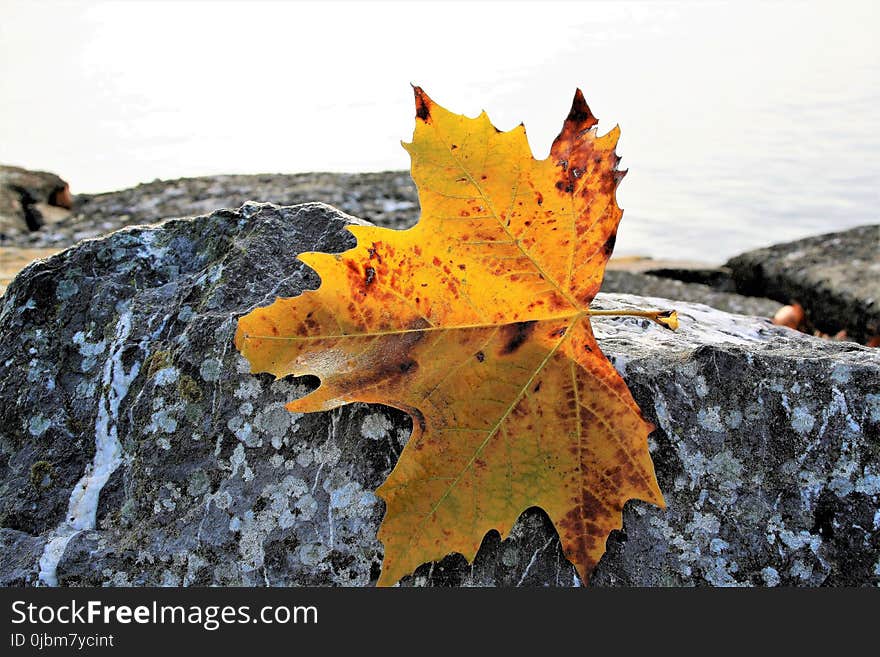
0,202 -> 876,587
601,270 -> 779,318
726,225 -> 880,342
0,166 -> 72,241
13,171 -> 420,248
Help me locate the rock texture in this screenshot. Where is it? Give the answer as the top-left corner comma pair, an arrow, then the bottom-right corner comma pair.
726,225 -> 880,342
0,203 -> 877,587
0,166 -> 72,240
11,172 -> 419,248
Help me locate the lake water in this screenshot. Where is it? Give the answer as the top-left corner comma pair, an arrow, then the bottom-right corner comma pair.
1,1 -> 877,261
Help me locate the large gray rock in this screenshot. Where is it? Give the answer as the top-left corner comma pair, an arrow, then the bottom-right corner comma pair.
726,224 -> 880,342
0,203 -> 877,587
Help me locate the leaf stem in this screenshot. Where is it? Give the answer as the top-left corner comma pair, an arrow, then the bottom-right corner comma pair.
586,308 -> 679,331
587,309 -> 664,317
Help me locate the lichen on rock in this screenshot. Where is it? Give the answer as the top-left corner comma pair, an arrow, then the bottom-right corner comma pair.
0,202 -> 877,587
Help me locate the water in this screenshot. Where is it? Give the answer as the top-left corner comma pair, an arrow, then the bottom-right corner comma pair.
1,0 -> 877,261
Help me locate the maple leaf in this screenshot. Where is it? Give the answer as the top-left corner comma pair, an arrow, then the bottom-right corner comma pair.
235,88 -> 673,586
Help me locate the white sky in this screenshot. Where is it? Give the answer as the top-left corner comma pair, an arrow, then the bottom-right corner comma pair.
1,0 -> 878,258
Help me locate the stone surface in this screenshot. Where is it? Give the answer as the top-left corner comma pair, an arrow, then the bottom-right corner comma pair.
726,224 -> 880,342
0,202 -> 877,587
12,172 -> 419,248
0,529 -> 47,586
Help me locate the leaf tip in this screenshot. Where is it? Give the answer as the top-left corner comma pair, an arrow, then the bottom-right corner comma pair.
412,85 -> 432,123
566,88 -> 598,131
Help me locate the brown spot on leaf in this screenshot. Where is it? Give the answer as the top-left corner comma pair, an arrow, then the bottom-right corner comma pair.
554,180 -> 573,193
367,243 -> 383,263
602,232 -> 617,258
398,359 -> 417,374
411,407 -> 427,433
343,328 -> 426,392
499,320 -> 537,355
548,295 -> 569,311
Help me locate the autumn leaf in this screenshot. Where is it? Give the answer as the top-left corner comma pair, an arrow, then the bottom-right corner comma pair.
235,87 -> 672,586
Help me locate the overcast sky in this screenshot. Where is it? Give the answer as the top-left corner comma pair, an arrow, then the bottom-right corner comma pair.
2,0 -> 877,258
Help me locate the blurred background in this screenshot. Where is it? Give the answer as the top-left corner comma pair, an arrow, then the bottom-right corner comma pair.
1,0 -> 877,259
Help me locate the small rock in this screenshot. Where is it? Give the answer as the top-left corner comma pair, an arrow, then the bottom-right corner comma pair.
0,165 -> 72,239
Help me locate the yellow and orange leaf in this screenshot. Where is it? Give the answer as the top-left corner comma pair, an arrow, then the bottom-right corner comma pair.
235,88 -> 666,586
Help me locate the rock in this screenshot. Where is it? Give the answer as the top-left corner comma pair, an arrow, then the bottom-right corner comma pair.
0,247 -> 62,296
0,202 -> 877,587
0,166 -> 72,240
0,529 -> 47,586
641,266 -> 735,291
726,225 -> 880,342
12,172 -> 419,248
589,294 -> 879,586
604,257 -> 737,292
602,270 -> 779,318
